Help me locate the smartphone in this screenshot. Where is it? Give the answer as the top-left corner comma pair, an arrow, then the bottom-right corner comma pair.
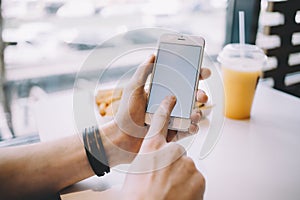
145,33 -> 205,131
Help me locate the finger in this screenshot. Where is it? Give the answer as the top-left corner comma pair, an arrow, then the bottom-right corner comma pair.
148,96 -> 176,141
170,130 -> 198,142
189,113 -> 200,134
130,54 -> 155,87
200,68 -> 211,80
188,123 -> 199,134
191,112 -> 201,124
166,112 -> 200,142
144,86 -> 150,95
196,89 -> 208,103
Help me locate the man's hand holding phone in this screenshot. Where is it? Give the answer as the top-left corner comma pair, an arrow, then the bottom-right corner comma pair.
112,52 -> 210,164
145,34 -> 206,131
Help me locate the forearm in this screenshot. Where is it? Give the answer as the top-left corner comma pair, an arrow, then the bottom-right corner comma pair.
0,135 -> 93,199
0,121 -> 142,199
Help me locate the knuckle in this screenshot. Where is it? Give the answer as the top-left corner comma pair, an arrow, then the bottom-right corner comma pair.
170,142 -> 185,152
196,171 -> 205,184
178,156 -> 206,192
188,177 -> 205,198
188,125 -> 198,134
195,113 -> 201,121
165,143 -> 186,157
194,172 -> 206,191
156,108 -> 168,118
183,156 -> 197,170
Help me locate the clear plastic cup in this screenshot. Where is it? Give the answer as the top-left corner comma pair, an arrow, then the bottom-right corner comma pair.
218,44 -> 267,119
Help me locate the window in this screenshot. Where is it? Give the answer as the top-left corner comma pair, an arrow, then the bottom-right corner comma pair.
0,0 -> 226,142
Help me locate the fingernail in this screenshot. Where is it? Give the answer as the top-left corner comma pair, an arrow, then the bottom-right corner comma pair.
197,90 -> 208,103
142,55 -> 153,65
201,68 -> 211,79
166,95 -> 176,103
147,54 -> 155,61
162,96 -> 176,109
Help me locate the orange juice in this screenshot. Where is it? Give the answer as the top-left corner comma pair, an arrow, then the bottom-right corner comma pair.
218,44 -> 267,120
222,66 -> 261,119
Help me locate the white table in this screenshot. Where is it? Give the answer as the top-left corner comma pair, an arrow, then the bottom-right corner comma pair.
35,84 -> 300,200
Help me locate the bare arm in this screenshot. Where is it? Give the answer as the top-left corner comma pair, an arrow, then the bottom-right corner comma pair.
0,56 -> 209,199
0,121 -> 133,200
0,134 -> 92,199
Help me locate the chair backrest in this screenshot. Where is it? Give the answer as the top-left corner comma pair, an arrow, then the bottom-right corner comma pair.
226,0 -> 300,98
225,0 -> 261,45
263,0 -> 300,97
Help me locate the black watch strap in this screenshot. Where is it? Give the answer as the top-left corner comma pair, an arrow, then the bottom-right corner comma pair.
83,126 -> 110,176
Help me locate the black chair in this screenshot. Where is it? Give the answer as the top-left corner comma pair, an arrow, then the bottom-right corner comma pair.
263,0 -> 300,97
225,0 -> 300,98
225,0 -> 261,45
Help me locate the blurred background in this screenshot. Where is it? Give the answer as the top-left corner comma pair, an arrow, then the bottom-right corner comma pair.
0,0 -> 227,143
0,0 -> 299,145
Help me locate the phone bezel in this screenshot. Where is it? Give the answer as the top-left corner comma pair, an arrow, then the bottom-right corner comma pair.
145,33 -> 205,131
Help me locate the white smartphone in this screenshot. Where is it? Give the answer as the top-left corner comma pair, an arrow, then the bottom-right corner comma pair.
145,33 -> 205,131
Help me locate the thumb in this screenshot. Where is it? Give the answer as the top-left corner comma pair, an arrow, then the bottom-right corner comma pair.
130,55 -> 155,88
146,95 -> 177,146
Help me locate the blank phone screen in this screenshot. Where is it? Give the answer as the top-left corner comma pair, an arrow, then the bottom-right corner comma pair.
147,42 -> 202,118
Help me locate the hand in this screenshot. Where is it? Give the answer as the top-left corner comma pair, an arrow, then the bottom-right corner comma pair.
166,67 -> 211,142
113,55 -> 156,154
121,96 -> 205,200
102,55 -> 211,165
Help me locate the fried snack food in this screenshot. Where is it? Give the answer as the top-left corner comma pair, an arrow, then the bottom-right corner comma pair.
96,88 -> 212,118
96,88 -> 123,116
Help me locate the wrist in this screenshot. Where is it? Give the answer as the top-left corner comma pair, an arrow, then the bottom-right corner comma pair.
83,127 -> 110,176
99,121 -> 144,166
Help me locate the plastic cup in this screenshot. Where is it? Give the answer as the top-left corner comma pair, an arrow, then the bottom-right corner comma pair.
218,44 -> 267,119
